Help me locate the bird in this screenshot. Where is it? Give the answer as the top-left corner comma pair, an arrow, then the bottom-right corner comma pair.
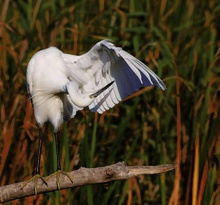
22,39 -> 166,194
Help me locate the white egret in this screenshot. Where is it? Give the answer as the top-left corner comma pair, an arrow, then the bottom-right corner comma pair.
23,40 -> 166,194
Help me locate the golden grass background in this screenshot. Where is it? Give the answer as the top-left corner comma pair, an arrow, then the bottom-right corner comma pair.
0,0 -> 220,204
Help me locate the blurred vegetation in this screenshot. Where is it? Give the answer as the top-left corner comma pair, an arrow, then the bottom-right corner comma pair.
0,0 -> 220,204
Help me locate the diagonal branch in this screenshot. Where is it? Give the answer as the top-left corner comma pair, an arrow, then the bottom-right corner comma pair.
0,162 -> 175,203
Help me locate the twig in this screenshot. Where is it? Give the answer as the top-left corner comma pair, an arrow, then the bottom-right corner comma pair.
0,162 -> 175,203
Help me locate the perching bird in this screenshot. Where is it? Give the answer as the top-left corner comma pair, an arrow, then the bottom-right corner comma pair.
23,40 -> 166,194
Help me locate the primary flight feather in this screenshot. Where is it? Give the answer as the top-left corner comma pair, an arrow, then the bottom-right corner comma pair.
24,40 -> 166,193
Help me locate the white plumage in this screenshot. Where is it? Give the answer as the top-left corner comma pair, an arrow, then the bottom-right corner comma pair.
24,40 -> 166,193
27,40 -> 166,131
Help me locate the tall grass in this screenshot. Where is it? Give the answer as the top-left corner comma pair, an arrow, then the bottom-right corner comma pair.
0,0 -> 220,204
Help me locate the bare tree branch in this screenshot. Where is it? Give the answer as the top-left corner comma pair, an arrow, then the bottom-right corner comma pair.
0,162 -> 175,203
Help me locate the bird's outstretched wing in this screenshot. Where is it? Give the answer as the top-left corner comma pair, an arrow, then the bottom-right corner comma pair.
62,40 -> 166,114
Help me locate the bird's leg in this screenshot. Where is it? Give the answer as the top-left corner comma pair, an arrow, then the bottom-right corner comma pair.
46,131 -> 73,190
21,128 -> 47,195
55,131 -> 61,171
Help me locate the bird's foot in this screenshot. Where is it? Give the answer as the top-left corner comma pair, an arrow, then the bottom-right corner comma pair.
21,174 -> 48,195
46,170 -> 73,190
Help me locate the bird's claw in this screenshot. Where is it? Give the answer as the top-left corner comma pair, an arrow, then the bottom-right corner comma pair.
46,170 -> 73,190
21,174 -> 48,195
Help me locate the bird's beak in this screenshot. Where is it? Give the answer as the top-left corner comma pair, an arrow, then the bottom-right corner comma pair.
90,81 -> 114,98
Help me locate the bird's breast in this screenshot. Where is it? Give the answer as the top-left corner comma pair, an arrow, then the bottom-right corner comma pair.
33,93 -> 65,129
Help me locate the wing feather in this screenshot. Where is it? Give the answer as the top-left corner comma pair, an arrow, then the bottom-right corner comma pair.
62,40 -> 166,114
